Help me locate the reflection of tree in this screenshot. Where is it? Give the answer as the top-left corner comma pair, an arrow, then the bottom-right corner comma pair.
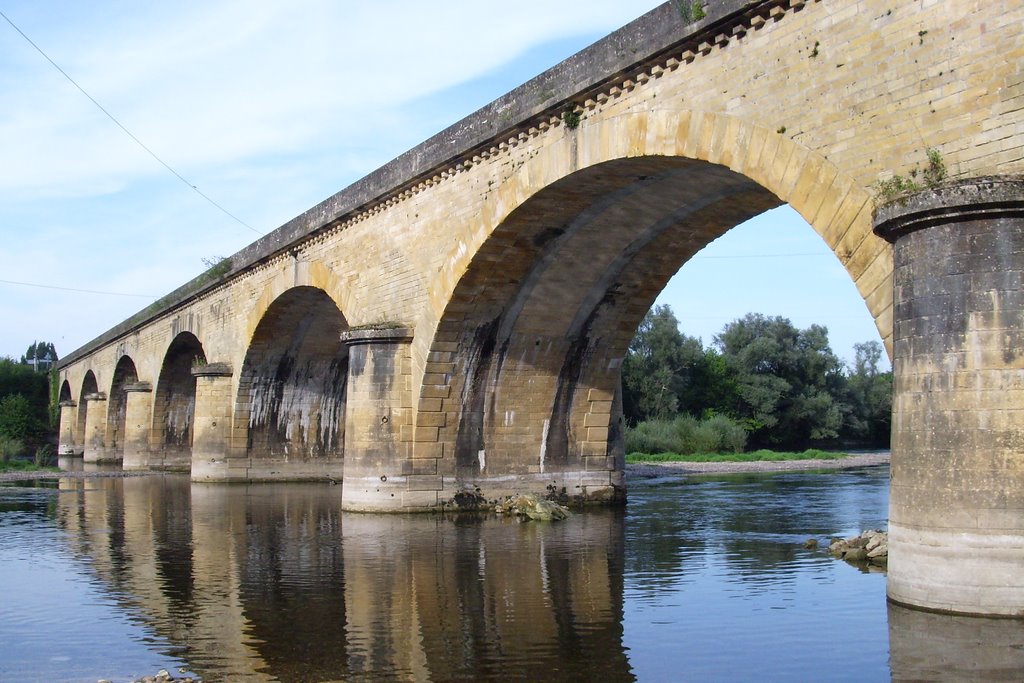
625,485 -> 707,597
708,472 -> 883,585
627,468 -> 889,592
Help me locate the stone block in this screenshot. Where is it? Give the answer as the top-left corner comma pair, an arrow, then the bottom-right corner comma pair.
416,412 -> 447,428
406,475 -> 443,491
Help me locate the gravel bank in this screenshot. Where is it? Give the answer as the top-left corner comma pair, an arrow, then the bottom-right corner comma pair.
0,469 -> 154,482
2,452 -> 890,484
626,451 -> 890,480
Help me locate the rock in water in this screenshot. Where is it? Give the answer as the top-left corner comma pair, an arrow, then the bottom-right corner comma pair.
495,493 -> 570,521
525,498 -> 570,521
828,530 -> 888,567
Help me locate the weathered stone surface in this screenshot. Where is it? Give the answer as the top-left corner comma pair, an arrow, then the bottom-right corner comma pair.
879,178 -> 1024,617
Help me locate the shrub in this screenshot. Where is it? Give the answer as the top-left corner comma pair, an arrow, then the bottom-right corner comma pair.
625,418 -> 679,455
626,413 -> 748,456
0,393 -> 34,441
0,435 -> 25,464
704,413 -> 748,453
34,443 -> 54,467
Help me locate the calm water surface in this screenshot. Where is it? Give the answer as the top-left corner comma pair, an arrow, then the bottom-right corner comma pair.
2,466 -> 1023,682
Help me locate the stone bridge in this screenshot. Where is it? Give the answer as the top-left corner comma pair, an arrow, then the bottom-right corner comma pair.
57,0 -> 1023,616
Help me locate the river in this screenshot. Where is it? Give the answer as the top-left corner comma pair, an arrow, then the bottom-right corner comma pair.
1,465 -> 1022,681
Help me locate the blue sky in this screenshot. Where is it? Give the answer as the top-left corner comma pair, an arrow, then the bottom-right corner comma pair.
0,0 -> 886,368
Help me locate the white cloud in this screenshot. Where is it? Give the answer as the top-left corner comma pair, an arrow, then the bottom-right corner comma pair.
1,0 -> 660,199
0,0 -> 663,357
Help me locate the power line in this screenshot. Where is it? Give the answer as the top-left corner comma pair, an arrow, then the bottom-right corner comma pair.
0,278 -> 156,298
694,252 -> 827,259
0,9 -> 262,235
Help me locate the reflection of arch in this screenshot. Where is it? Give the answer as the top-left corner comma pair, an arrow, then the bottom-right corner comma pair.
236,286 -> 348,462
106,355 -> 139,460
418,112 -> 889,493
77,370 -> 98,451
153,333 -> 205,469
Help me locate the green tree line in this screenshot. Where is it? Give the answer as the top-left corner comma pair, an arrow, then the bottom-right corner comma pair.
0,341 -> 59,461
622,306 -> 891,452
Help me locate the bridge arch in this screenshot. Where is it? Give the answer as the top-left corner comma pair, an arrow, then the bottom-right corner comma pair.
57,379 -> 76,455
105,355 -> 139,462
415,109 -> 889,499
420,111 -> 886,355
245,260 -> 349,340
235,286 -> 349,471
76,370 -> 99,453
153,332 -> 206,471
59,379 -> 72,403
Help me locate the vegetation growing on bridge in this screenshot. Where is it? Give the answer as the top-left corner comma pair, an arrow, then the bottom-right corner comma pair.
562,105 -> 582,130
676,0 -> 706,22
875,148 -> 947,200
622,306 -> 891,457
200,255 -> 233,282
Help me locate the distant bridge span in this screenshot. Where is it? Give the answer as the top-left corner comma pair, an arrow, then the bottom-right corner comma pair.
58,0 -> 1024,616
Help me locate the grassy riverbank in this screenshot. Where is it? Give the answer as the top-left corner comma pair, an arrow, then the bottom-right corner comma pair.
0,460 -> 59,474
625,448 -> 848,464
625,451 -> 889,478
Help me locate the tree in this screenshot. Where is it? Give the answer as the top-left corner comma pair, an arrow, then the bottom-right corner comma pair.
842,341 -> 892,447
622,305 -> 705,424
714,314 -> 846,449
0,358 -> 52,449
0,394 -> 35,441
20,341 -> 58,371
0,358 -> 48,406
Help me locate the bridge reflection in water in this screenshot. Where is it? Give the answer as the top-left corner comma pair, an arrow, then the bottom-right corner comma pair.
46,474 -> 1024,681
54,475 -> 629,681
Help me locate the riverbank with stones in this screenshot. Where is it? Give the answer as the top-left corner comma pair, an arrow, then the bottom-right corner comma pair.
0,451 -> 890,484
625,451 -> 889,480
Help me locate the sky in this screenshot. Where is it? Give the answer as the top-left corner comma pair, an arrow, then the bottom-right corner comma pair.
0,0 -> 887,369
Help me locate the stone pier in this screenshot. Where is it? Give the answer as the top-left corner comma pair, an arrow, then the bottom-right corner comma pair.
876,177 -> 1024,617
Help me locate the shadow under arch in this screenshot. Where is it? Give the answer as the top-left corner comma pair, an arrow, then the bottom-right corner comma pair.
59,379 -> 72,403
76,370 -> 99,455
152,332 -> 206,471
105,355 -> 139,462
234,286 -> 349,472
57,379 -> 74,454
416,111 -> 891,499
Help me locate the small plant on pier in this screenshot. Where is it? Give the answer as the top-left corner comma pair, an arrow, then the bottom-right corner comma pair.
875,147 -> 948,200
